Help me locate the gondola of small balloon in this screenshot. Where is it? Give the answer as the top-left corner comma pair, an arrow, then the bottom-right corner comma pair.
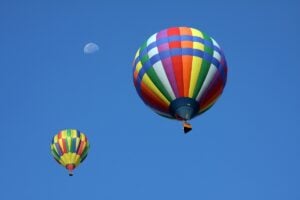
50,129 -> 90,176
132,26 -> 228,133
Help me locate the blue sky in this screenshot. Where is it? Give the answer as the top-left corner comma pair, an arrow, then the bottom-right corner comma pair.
0,0 -> 299,199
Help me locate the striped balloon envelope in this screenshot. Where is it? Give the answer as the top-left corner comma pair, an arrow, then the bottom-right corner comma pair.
133,27 -> 228,133
50,129 -> 90,176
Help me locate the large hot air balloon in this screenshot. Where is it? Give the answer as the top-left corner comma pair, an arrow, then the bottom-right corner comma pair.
50,129 -> 90,176
133,27 -> 228,133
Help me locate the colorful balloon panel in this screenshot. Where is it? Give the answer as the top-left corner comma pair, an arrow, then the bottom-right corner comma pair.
133,27 -> 227,119
50,129 -> 89,174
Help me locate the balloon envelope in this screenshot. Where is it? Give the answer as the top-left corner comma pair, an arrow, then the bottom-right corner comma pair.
133,27 -> 227,123
50,129 -> 90,175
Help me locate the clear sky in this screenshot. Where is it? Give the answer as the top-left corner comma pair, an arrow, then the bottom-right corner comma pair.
0,0 -> 299,199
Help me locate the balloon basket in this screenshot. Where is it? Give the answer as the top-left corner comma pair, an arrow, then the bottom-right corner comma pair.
183,122 -> 192,134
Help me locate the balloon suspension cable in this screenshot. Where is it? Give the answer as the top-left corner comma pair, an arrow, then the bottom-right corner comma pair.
183,121 -> 192,134
68,170 -> 73,176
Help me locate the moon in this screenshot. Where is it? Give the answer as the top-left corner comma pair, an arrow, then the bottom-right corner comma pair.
83,42 -> 99,54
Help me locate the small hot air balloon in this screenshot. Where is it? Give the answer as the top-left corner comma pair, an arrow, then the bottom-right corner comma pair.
133,27 -> 228,133
50,129 -> 90,176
